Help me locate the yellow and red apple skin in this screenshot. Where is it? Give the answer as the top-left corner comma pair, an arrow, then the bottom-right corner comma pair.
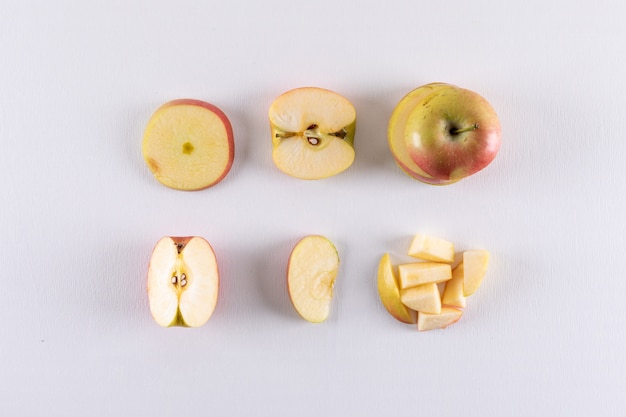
143,99 -> 235,191
377,253 -> 417,324
404,85 -> 501,182
388,83 -> 459,185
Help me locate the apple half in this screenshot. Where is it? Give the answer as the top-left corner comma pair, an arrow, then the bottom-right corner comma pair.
147,236 -> 219,327
377,253 -> 416,324
142,99 -> 234,191
287,235 -> 340,323
269,87 -> 356,180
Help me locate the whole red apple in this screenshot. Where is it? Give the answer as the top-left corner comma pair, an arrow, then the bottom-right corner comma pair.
402,83 -> 501,183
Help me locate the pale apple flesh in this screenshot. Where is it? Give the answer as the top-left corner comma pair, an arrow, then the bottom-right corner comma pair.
377,253 -> 416,324
142,99 -> 234,191
462,250 -> 490,296
287,235 -> 339,323
417,306 -> 463,331
400,283 -> 441,314
441,263 -> 466,308
147,236 -> 219,327
404,86 -> 501,182
388,83 -> 459,185
270,87 -> 356,180
408,233 -> 455,263
398,262 -> 452,288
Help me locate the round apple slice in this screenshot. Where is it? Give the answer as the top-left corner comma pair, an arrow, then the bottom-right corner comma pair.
388,83 -> 458,185
147,236 -> 219,327
287,235 -> 340,323
270,87 -> 356,180
142,99 -> 234,191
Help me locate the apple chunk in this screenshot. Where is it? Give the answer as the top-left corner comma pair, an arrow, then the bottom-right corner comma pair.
398,262 -> 451,289
142,99 -> 234,191
417,306 -> 463,331
270,87 -> 356,180
400,283 -> 441,314
287,235 -> 340,323
441,263 -> 466,308
463,250 -> 490,296
147,236 -> 219,327
377,253 -> 416,324
408,233 -> 454,263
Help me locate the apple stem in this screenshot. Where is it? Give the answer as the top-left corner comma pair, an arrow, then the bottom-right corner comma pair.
451,123 -> 479,134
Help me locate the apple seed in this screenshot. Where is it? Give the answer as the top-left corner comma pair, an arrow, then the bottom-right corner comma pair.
307,137 -> 320,146
172,275 -> 178,284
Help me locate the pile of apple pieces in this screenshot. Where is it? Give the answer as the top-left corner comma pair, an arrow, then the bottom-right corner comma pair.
378,234 -> 489,331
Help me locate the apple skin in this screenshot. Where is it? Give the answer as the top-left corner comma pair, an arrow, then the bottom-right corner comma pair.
388,83 -> 459,185
404,84 -> 501,182
143,99 -> 235,191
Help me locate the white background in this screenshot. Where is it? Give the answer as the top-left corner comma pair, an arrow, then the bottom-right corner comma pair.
1,1 -> 625,416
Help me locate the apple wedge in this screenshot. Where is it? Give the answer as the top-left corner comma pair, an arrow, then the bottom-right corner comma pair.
142,99 -> 234,191
397,262 -> 452,289
417,306 -> 463,331
400,283 -> 441,314
408,233 -> 454,263
147,236 -> 219,327
287,235 -> 340,323
463,250 -> 490,296
269,87 -> 356,180
441,263 -> 466,308
377,253 -> 416,324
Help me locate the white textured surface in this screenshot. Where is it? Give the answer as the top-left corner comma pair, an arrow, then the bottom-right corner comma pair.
1,1 -> 625,416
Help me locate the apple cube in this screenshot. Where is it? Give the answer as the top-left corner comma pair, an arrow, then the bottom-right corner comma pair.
408,233 -> 454,263
377,253 -> 416,324
462,250 -> 490,296
400,283 -> 441,314
417,306 -> 463,331
441,263 -> 466,308
398,262 -> 451,289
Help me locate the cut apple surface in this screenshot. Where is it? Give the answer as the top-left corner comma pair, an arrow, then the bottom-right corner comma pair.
377,253 -> 416,324
147,236 -> 219,327
408,233 -> 454,263
142,99 -> 234,191
417,306 -> 463,331
287,235 -> 340,323
462,250 -> 490,296
400,283 -> 441,314
398,262 -> 452,289
441,263 -> 466,308
269,87 -> 356,180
